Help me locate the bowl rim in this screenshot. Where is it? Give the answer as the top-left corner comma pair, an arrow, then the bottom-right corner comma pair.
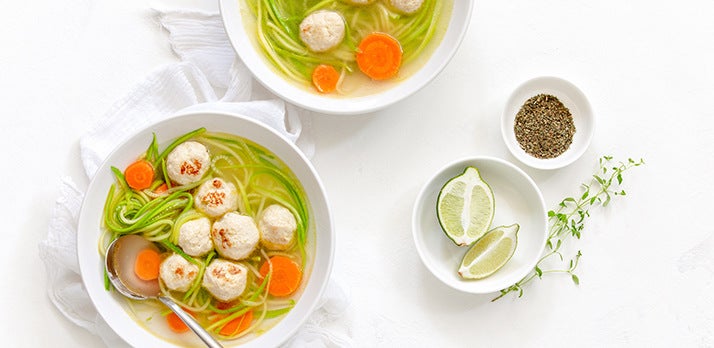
501,76 -> 595,170
411,155 -> 547,294
76,109 -> 335,347
218,0 -> 475,115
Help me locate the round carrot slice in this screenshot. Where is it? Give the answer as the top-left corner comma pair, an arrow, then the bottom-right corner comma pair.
134,248 -> 161,281
312,64 -> 340,93
259,256 -> 302,297
166,310 -> 193,333
356,33 -> 403,80
124,160 -> 154,190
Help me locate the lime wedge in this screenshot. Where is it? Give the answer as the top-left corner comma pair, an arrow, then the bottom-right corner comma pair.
436,166 -> 495,246
458,224 -> 519,280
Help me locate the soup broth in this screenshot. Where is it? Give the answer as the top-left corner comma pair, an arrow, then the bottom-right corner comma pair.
240,0 -> 454,96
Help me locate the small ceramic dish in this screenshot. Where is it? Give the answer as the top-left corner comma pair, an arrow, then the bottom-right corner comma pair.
412,156 -> 547,294
501,76 -> 594,170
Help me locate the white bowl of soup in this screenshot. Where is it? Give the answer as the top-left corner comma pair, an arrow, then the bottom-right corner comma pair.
77,108 -> 334,347
220,0 -> 474,115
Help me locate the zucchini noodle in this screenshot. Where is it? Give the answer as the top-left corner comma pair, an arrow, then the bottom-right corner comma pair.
244,0 -> 445,90
100,128 -> 312,342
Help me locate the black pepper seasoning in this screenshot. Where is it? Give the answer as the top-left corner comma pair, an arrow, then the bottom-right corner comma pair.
513,94 -> 576,159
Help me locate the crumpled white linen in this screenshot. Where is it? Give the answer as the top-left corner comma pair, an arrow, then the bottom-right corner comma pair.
38,8 -> 352,348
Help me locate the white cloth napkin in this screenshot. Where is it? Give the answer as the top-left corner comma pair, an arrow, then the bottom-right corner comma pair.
39,8 -> 352,348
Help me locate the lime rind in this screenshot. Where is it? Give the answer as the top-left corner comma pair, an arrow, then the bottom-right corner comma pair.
436,166 -> 495,246
458,223 -> 520,280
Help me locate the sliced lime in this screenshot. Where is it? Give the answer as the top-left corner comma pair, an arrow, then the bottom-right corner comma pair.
436,166 -> 495,246
458,224 -> 519,280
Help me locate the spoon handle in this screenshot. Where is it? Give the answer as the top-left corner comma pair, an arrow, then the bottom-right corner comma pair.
159,296 -> 224,348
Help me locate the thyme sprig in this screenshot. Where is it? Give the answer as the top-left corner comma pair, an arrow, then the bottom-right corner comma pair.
492,156 -> 644,302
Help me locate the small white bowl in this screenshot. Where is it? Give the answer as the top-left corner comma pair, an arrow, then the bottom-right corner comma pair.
501,76 -> 594,170
412,157 -> 547,294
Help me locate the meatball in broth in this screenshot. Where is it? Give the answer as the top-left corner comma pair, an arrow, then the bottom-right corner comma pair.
389,0 -> 425,14
299,10 -> 345,52
259,204 -> 297,251
202,259 -> 248,302
166,141 -> 210,185
160,253 -> 199,292
211,212 -> 259,260
177,217 -> 213,257
194,178 -> 238,218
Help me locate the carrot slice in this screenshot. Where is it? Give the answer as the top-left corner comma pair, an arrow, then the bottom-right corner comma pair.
125,160 -> 154,190
356,33 -> 402,80
134,248 -> 161,281
219,310 -> 253,337
166,311 -> 192,333
259,256 -> 302,297
154,183 -> 168,194
312,64 -> 340,93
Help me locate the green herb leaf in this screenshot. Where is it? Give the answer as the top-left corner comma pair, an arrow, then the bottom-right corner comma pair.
594,175 -> 605,185
492,156 -> 643,301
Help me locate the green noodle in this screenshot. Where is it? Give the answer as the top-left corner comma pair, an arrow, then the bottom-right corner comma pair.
183,250 -> 215,303
260,302 -> 295,319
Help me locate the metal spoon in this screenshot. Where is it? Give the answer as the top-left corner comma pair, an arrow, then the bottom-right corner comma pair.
105,237 -> 223,348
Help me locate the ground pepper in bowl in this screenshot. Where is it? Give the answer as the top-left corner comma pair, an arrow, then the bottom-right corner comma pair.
514,94 -> 576,159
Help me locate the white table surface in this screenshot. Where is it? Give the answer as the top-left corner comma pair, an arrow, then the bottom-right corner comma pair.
3,0 -> 713,347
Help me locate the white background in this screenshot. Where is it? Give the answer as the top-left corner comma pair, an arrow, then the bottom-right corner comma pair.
2,0 -> 714,347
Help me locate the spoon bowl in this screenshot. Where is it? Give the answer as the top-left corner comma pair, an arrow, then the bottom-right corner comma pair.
105,235 -> 224,348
